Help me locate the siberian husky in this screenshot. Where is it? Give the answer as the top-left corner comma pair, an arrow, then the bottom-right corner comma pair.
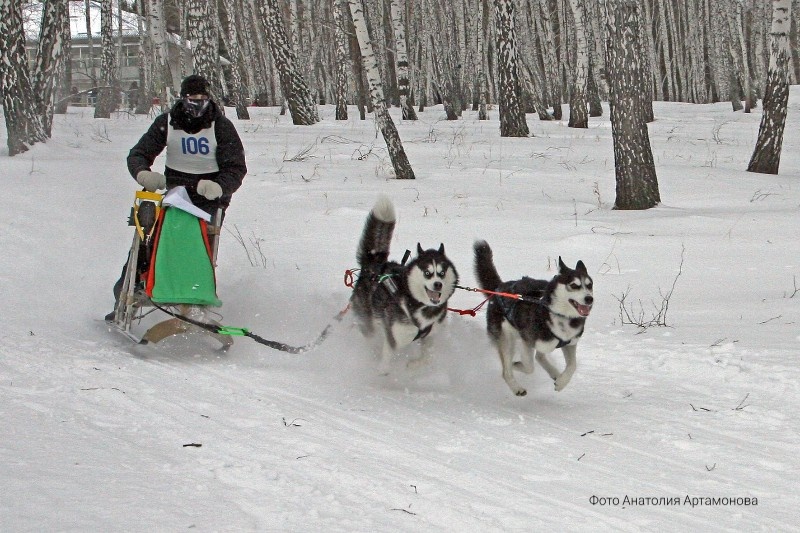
473,240 -> 593,396
351,195 -> 459,372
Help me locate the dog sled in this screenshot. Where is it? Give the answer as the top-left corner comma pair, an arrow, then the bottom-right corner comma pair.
108,188 -> 234,350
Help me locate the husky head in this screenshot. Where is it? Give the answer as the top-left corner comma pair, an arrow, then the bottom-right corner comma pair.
551,257 -> 594,318
406,243 -> 459,306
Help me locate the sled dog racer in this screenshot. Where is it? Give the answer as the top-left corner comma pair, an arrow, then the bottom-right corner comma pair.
105,74 -> 247,319
127,73 -> 247,215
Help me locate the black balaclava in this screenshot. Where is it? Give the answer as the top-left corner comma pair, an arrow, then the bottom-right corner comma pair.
170,74 -> 216,134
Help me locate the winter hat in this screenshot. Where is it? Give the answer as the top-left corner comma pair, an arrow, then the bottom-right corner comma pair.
180,74 -> 210,97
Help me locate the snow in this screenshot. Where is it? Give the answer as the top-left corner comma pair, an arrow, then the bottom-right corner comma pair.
1,92 -> 799,531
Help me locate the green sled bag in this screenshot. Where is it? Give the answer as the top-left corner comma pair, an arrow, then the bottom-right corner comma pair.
145,207 -> 222,306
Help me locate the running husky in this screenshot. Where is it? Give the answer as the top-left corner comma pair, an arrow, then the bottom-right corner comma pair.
351,195 -> 458,372
473,241 -> 593,396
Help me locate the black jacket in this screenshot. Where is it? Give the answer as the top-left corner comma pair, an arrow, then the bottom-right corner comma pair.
127,100 -> 247,214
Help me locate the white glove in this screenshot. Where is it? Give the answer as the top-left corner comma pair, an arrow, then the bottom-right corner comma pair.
197,179 -> 223,200
136,170 -> 166,192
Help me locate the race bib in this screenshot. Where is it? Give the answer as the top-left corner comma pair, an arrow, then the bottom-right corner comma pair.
165,125 -> 219,174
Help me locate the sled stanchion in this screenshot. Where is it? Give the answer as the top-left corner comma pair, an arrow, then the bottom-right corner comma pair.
209,207 -> 223,266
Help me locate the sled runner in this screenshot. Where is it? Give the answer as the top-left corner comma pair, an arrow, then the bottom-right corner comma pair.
108,189 -> 233,349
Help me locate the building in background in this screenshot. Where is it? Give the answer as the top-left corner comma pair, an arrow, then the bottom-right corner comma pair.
24,1 -> 186,107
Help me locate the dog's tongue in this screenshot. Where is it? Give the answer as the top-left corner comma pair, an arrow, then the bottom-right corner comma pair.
426,289 -> 442,304
576,304 -> 591,317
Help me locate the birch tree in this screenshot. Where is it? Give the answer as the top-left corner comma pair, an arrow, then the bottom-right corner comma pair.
94,0 -> 117,118
537,0 -> 561,118
516,0 -> 553,121
33,0 -> 69,134
348,0 -> 415,179
568,0 -> 589,128
475,0 -> 489,120
0,0 -> 47,155
332,0 -> 349,120
389,0 -> 417,120
187,0 -> 220,96
221,0 -> 251,119
429,1 -> 464,120
494,0 -> 528,137
242,0 -> 273,104
147,0 -> 174,96
259,0 -> 320,124
83,0 -> 97,83
606,0 -> 660,210
747,0 -> 792,174
133,0 -> 153,114
54,9 -> 72,116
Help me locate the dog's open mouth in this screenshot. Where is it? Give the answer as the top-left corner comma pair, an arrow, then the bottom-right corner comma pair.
426,288 -> 442,304
570,300 -> 592,317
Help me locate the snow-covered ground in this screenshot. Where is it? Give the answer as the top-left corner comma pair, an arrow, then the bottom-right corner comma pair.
1,91 -> 798,531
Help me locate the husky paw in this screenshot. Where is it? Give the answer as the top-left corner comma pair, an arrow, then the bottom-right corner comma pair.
554,374 -> 572,392
506,384 -> 527,396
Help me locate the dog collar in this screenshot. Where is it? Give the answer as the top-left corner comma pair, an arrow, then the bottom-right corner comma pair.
554,335 -> 571,349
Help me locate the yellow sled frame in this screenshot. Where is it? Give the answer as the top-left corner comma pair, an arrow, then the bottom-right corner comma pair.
110,190 -> 233,350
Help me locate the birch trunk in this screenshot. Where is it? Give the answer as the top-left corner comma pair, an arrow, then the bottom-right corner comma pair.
348,0 -> 415,179
518,0 -> 551,120
656,0 -> 675,100
390,0 -> 417,120
134,0 -> 153,114
415,0 -> 430,112
747,0 -> 791,174
751,0 -> 768,100
84,0 -> 97,82
259,0 -> 320,124
237,0 -> 258,102
54,9 -> 72,116
734,0 -> 753,112
187,0 -> 220,97
538,0 -> 561,118
606,0 -> 660,210
568,0 -> 589,128
708,0 -> 734,108
641,0 -> 661,101
0,0 -> 48,155
221,0 -> 250,118
94,0 -> 117,118
148,0 -> 173,95
585,0 -> 607,100
244,0 -> 273,103
33,0 -> 69,134
476,0 -> 489,119
494,0 -> 529,136
333,0 -> 349,120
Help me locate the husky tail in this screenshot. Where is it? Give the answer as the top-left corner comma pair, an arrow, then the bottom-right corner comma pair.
473,240 -> 503,290
357,195 -> 396,268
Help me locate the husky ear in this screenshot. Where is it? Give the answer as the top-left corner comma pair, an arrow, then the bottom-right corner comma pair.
438,243 -> 445,254
575,260 -> 587,274
558,256 -> 569,273
417,243 -> 424,255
